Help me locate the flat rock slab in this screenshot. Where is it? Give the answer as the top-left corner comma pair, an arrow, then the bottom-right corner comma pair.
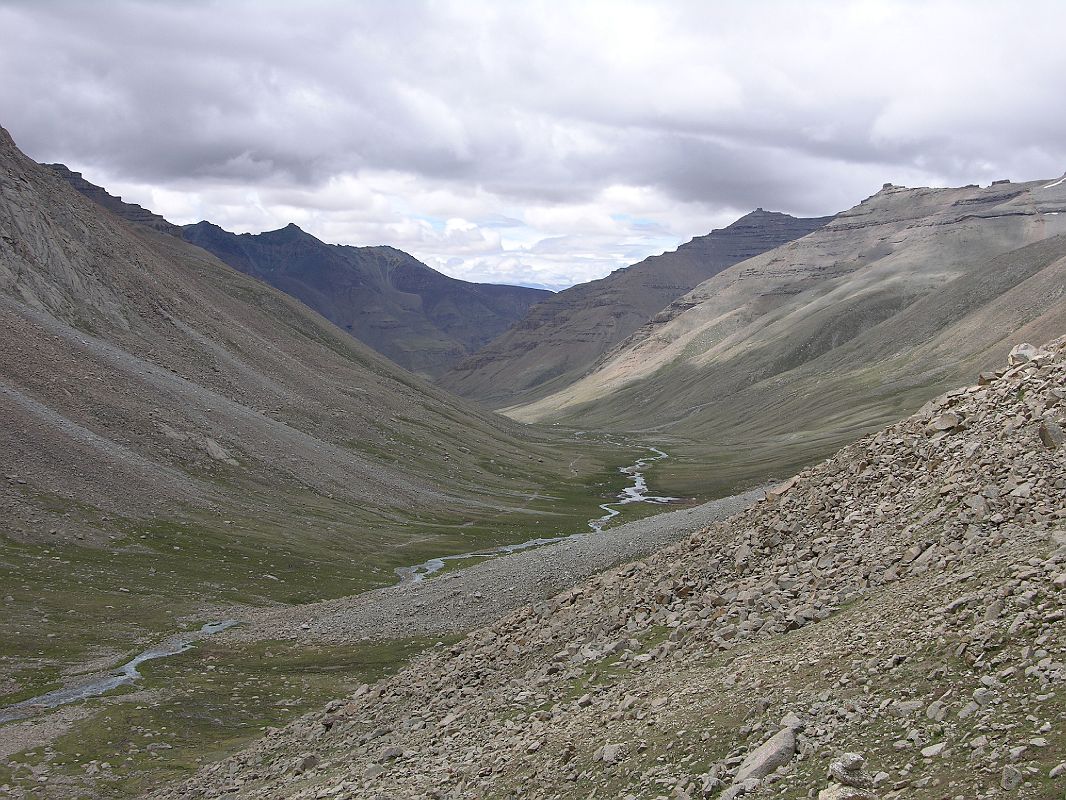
734,727 -> 796,782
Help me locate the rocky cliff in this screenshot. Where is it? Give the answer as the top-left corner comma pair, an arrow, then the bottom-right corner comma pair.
155,340 -> 1065,799
439,209 -> 831,405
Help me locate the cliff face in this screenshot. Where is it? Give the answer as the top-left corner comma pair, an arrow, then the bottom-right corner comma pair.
438,209 -> 831,405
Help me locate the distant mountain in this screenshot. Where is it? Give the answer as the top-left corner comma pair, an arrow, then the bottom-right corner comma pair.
439,209 -> 831,405
508,180 -> 1066,496
45,165 -> 550,378
182,222 -> 550,377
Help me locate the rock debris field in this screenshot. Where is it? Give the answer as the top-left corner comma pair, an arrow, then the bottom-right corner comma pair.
229,487 -> 767,644
157,339 -> 1065,800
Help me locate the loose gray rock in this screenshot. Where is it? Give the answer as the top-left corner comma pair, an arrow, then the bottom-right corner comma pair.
734,727 -> 796,782
1001,764 -> 1023,790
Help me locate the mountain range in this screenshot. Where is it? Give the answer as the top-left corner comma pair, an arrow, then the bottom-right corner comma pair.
0,124 -> 615,642
439,209 -> 831,405
497,180 -> 1066,495
3,120 -> 1065,800
46,163 -> 550,378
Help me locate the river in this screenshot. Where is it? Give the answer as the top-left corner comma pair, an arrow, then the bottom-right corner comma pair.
0,620 -> 237,724
394,446 -> 676,582
0,447 -> 674,722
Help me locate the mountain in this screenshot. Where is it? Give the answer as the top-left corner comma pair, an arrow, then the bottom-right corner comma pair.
0,124 -> 616,710
181,222 -> 551,378
155,340 -> 1066,799
44,164 -> 551,378
438,209 -> 832,405
506,181 -> 1066,496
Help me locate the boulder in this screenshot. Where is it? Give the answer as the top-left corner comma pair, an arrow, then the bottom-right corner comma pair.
1008,342 -> 1052,366
1039,417 -> 1065,450
1001,764 -> 1023,790
733,727 -> 796,782
828,752 -> 874,788
721,778 -> 761,799
927,411 -> 961,432
818,786 -> 873,800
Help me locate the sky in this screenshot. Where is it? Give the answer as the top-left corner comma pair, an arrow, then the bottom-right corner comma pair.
3,1 -> 1066,290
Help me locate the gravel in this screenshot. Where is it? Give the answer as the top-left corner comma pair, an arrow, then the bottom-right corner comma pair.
228,487 -> 766,643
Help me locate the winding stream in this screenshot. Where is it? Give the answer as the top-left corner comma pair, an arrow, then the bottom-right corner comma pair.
0,620 -> 237,724
1,447 -> 674,722
394,446 -> 676,583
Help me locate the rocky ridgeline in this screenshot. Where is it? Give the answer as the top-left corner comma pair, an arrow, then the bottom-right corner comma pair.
158,340 -> 1065,800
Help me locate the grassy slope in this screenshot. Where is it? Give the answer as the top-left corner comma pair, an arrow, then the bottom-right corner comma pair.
522,230 -> 1066,499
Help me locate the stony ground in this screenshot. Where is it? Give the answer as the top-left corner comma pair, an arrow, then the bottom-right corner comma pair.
225,488 -> 767,644
151,339 -> 1065,799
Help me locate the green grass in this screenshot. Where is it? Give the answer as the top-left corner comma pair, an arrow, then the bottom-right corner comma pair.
0,433 -> 688,797
0,635 -> 454,799
0,439 -> 650,672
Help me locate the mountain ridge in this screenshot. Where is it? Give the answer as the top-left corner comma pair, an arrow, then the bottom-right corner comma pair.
0,120 -> 611,636
44,163 -> 551,378
503,179 -> 1066,496
438,209 -> 833,405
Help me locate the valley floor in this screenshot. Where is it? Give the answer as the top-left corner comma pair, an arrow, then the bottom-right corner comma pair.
222,486 -> 767,645
0,454 -> 762,799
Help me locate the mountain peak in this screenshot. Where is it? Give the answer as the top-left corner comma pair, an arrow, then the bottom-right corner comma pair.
258,221 -> 315,243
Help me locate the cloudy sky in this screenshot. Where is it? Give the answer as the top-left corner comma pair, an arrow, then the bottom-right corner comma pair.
3,1 -> 1065,289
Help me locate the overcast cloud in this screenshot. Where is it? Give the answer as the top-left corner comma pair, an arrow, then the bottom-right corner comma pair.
3,0 -> 1065,288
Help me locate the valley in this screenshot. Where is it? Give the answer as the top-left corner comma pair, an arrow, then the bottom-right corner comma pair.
1,48 -> 1064,799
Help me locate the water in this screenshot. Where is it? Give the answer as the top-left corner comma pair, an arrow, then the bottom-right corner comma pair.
1,448 -> 675,720
587,446 -> 676,532
395,446 -> 676,583
0,620 -> 238,724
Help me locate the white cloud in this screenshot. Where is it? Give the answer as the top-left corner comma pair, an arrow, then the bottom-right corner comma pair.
3,0 -> 1065,287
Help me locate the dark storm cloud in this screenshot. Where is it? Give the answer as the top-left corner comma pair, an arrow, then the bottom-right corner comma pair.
2,0 -> 1065,286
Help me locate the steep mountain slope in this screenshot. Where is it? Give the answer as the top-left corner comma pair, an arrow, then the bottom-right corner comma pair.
439,209 -> 831,405
0,125 -> 618,705
155,341 -> 1066,800
44,163 -> 183,237
508,181 -> 1066,496
182,222 -> 550,378
45,164 -> 550,378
